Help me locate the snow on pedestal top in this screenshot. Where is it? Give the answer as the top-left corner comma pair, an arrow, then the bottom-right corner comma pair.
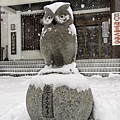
38,62 -> 78,75
30,62 -> 90,92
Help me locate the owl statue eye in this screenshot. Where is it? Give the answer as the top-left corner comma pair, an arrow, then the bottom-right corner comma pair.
44,15 -> 53,25
56,14 -> 69,23
60,14 -> 65,19
47,15 -> 52,20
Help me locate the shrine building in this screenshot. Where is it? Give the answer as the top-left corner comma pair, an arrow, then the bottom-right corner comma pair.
0,0 -> 120,77
0,0 -> 120,61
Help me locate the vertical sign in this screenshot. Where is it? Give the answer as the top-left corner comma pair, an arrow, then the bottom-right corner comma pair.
102,21 -> 109,37
11,32 -> 16,54
112,12 -> 120,45
42,85 -> 54,118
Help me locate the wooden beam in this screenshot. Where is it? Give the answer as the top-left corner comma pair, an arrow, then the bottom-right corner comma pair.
1,6 -> 16,14
21,10 -> 44,15
0,0 -> 58,6
75,16 -> 110,26
73,8 -> 110,15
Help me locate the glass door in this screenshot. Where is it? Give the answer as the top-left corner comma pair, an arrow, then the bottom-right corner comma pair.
76,25 -> 100,59
76,23 -> 111,59
76,27 -> 85,59
86,25 -> 99,58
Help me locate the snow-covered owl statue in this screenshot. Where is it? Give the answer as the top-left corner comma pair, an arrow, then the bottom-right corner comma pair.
40,2 -> 77,67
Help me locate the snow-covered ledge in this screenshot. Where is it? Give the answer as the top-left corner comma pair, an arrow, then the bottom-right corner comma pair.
31,62 -> 90,92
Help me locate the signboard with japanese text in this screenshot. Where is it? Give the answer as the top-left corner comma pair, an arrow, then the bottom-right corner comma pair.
112,12 -> 120,45
11,32 -> 16,54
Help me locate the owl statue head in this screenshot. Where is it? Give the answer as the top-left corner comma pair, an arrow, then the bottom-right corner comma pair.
43,2 -> 73,27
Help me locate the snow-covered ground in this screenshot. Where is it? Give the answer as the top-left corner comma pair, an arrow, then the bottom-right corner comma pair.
0,73 -> 120,120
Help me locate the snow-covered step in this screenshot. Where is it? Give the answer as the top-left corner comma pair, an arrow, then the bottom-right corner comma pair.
76,59 -> 120,63
77,63 -> 120,67
76,59 -> 120,77
0,59 -> 119,77
0,72 -> 38,76
0,60 -> 44,65
0,68 -> 41,72
78,67 -> 120,72
0,60 -> 44,76
80,72 -> 120,77
0,64 -> 45,68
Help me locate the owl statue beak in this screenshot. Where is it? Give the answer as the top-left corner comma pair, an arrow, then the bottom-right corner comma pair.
52,19 -> 57,25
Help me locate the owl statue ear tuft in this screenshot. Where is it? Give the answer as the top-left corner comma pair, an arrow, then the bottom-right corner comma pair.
44,7 -> 53,15
44,7 -> 50,13
60,3 -> 70,10
44,7 -> 48,11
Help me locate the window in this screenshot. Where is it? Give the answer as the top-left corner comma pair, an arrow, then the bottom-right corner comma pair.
21,13 -> 43,50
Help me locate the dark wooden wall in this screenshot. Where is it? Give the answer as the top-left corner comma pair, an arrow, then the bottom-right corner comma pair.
9,0 -> 110,12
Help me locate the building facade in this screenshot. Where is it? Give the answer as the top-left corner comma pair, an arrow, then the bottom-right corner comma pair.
0,0 -> 120,61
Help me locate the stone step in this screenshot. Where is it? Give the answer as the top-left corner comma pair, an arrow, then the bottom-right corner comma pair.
77,63 -> 120,67
0,71 -> 119,77
1,67 -> 119,73
78,67 -> 120,72
0,68 -> 41,72
0,72 -> 38,77
0,59 -> 119,77
0,59 -> 119,65
1,66 -> 119,72
80,72 -> 118,77
0,64 -> 45,68
0,60 -> 44,65
0,67 -> 119,73
1,63 -> 120,68
76,59 -> 120,63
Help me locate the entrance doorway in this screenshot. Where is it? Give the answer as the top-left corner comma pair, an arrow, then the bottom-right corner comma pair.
76,23 -> 111,59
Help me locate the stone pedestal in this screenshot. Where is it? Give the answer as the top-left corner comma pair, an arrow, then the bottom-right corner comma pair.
26,72 -> 93,120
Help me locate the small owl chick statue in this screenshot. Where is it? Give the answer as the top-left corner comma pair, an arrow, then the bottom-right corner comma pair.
40,2 -> 77,67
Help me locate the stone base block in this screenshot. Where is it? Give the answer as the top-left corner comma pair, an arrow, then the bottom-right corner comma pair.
26,84 -> 93,120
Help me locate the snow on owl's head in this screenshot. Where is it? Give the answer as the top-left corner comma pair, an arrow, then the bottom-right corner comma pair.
43,2 -> 73,26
